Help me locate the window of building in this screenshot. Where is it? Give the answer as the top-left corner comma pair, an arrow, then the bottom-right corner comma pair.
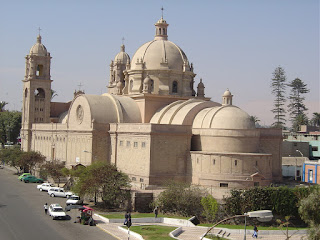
126,141 -> 130,147
220,183 -> 228,188
132,177 -> 136,181
151,80 -> 154,92
140,178 -> 144,183
254,182 -> 260,187
119,141 -> 123,146
312,146 -> 318,151
255,161 -> 258,166
141,142 -> 146,148
308,170 -> 313,183
134,142 -> 138,148
172,81 -> 178,93
212,159 -> 215,165
235,160 -> 238,166
36,65 -> 43,76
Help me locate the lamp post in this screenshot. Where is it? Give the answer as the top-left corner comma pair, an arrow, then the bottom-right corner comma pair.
200,210 -> 273,240
296,150 -> 304,181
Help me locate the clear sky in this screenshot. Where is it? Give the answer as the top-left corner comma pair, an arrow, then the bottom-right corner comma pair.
0,0 -> 319,126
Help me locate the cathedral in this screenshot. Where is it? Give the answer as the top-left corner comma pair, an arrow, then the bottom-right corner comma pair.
21,16 -> 282,198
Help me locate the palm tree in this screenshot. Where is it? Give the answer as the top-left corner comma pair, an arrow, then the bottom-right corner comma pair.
51,90 -> 58,100
311,112 -> 320,127
0,101 -> 8,112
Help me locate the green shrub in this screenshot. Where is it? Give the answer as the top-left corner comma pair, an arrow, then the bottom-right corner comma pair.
201,195 -> 219,222
154,182 -> 204,217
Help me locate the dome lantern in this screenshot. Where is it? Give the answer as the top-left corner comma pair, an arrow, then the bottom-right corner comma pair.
154,17 -> 169,41
222,89 -> 233,106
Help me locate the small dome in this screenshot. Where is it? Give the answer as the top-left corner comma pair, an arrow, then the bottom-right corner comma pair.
193,105 -> 255,130
116,81 -> 123,88
114,44 -> 130,64
156,17 -> 167,24
223,89 -> 232,96
143,75 -> 152,84
29,35 -> 48,56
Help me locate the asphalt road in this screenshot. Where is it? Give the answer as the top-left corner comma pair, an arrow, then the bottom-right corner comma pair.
0,167 -> 117,240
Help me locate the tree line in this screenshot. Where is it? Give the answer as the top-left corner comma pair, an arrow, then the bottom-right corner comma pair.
271,66 -> 319,131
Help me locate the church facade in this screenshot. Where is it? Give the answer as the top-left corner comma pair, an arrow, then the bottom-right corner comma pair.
21,16 -> 282,198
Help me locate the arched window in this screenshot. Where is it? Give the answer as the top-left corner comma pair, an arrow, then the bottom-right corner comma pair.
130,80 -> 133,91
159,28 -> 161,35
36,65 -> 43,76
150,80 -> 154,92
34,88 -> 45,99
172,81 -> 178,93
24,88 -> 28,98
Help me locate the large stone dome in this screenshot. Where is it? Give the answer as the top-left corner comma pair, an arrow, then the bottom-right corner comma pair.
29,35 -> 48,56
131,40 -> 189,71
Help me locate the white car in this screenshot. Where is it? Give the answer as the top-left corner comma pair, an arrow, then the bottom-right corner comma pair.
48,204 -> 67,220
37,183 -> 55,191
66,195 -> 83,205
48,187 -> 73,198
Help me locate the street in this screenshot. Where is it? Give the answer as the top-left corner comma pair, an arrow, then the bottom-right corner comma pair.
0,167 -> 117,240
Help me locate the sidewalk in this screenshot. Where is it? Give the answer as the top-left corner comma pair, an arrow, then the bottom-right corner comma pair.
93,214 -> 307,240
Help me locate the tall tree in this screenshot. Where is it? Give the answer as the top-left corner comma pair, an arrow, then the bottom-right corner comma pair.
271,67 -> 287,128
311,112 -> 320,127
41,160 -> 66,186
19,151 -> 46,174
0,111 -> 22,144
0,101 -> 8,112
51,90 -> 58,100
287,78 -> 310,130
72,162 -> 131,207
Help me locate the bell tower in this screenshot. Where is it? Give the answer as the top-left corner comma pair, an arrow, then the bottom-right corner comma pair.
21,33 -> 52,151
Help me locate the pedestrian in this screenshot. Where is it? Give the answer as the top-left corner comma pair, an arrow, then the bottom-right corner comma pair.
127,212 -> 132,228
154,206 -> 159,218
252,225 -> 258,238
44,203 -> 48,214
124,211 -> 129,225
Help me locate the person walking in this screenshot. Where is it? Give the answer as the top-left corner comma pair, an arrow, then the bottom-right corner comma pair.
154,206 -> 159,218
252,225 -> 258,238
44,203 -> 48,214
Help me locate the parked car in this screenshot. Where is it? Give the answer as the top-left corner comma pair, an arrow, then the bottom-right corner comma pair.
37,183 -> 55,191
48,187 -> 73,198
18,173 -> 31,181
66,195 -> 83,205
48,204 -> 67,220
22,175 -> 44,183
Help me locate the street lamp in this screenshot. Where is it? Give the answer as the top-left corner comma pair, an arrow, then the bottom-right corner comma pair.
200,210 -> 273,240
296,149 -> 303,157
296,150 -> 304,181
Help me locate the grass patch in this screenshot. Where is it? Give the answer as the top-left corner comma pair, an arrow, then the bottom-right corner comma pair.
205,235 -> 228,240
124,225 -> 176,240
198,223 -> 307,230
101,212 -> 189,220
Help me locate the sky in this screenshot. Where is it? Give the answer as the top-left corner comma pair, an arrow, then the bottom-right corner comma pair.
0,0 -> 319,126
